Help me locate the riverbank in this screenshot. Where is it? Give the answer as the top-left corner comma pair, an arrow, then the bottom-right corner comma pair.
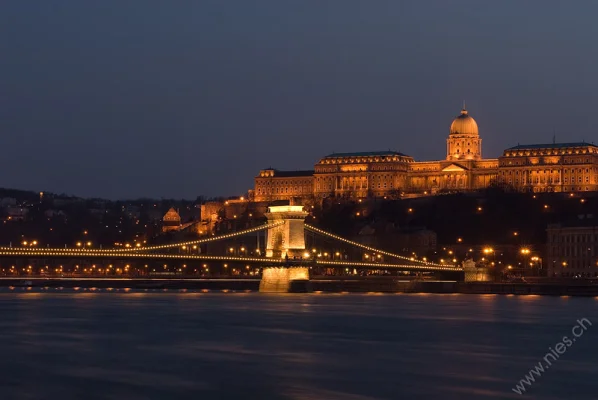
0,277 -> 261,291
2,277 -> 598,296
457,281 -> 598,296
0,277 -> 450,293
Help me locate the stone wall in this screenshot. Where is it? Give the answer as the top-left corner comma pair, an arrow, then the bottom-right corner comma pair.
259,267 -> 310,292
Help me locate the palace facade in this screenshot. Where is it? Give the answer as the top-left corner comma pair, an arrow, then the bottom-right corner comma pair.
252,107 -> 598,203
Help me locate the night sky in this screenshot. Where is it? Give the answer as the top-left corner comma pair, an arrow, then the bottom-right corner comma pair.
2,1 -> 598,199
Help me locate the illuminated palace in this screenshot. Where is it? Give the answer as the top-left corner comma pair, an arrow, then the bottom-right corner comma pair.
252,107 -> 598,202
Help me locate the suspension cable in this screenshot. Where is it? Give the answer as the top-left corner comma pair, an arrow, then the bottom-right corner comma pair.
0,221 -> 284,254
305,224 -> 456,268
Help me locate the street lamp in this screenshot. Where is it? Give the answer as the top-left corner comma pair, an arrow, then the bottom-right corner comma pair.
531,256 -> 543,276
519,248 -> 532,277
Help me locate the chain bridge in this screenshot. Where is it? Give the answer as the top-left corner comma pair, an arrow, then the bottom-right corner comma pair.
0,205 -> 463,292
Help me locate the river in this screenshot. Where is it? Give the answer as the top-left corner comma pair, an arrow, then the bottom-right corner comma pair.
1,288 -> 596,399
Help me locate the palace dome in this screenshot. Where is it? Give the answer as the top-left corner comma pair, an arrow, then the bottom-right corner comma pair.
450,108 -> 478,136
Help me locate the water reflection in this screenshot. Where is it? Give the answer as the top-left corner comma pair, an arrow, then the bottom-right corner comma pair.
0,290 -> 596,399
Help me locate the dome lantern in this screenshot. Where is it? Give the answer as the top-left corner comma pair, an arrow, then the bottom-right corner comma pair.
450,107 -> 479,136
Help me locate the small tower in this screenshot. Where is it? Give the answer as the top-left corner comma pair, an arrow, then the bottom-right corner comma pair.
162,207 -> 182,233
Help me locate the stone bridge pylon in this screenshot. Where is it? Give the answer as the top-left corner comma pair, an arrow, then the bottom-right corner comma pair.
260,205 -> 311,293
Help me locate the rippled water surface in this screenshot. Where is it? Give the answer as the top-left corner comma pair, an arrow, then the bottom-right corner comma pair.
0,288 -> 597,400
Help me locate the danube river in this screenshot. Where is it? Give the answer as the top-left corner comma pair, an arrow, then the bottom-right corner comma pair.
1,288 -> 597,399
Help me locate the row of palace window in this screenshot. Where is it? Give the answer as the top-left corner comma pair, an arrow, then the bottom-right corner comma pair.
321,156 -> 409,164
532,186 -> 590,192
260,180 -> 311,185
320,167 -> 399,173
454,141 -> 477,146
551,234 -> 598,243
412,167 -> 439,172
550,247 -> 597,257
257,186 -> 310,195
504,157 -> 594,165
316,182 -> 394,190
315,175 -> 396,182
315,167 -> 335,173
507,177 -> 591,184
505,149 -> 596,157
503,168 -> 592,175
563,158 -> 594,163
371,165 -> 400,171
318,162 -> 409,171
561,272 -> 598,277
559,261 -> 598,269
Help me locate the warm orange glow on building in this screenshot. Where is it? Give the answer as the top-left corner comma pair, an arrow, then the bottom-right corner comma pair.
497,142 -> 598,192
252,107 -> 598,202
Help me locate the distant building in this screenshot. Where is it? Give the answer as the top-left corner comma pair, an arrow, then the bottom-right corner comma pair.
498,142 -> 598,192
162,208 -> 182,233
123,205 -> 140,219
399,229 -> 437,255
253,107 -> 498,201
251,106 -> 598,202
200,202 -> 222,234
89,208 -> 106,217
357,223 -> 437,255
52,198 -> 85,207
254,169 -> 314,203
0,197 -> 17,207
44,209 -> 66,218
547,216 -> 598,278
147,209 -> 163,222
6,207 -> 28,221
463,259 -> 491,282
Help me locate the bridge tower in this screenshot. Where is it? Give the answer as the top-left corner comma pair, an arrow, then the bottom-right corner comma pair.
264,205 -> 309,259
260,205 -> 310,293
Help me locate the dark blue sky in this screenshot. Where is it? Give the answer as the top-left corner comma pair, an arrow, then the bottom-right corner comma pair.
2,1 -> 598,199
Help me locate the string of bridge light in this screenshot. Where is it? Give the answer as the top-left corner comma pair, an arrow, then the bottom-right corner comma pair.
0,222 -> 285,254
315,260 -> 461,271
116,221 -> 285,252
0,250 -> 287,263
304,224 -> 454,268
